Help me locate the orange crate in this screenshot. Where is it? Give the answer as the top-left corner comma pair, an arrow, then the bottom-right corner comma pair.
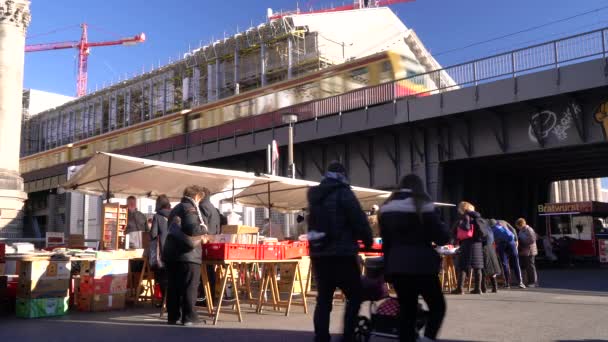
258,244 -> 283,260
203,243 -> 257,260
282,241 -> 309,259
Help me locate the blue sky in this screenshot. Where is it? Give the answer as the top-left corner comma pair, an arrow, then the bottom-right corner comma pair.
24,0 -> 608,96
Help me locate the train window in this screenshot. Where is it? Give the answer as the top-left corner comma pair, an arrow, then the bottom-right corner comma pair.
188,114 -> 201,131
109,138 -> 119,151
350,67 -> 368,78
170,120 -> 182,135
320,75 -> 345,97
129,130 -> 143,145
143,127 -> 154,142
382,61 -> 392,72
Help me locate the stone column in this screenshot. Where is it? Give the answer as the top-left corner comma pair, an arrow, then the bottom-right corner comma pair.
0,0 -> 30,237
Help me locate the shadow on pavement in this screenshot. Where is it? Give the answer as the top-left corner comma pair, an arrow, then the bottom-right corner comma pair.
536,269 -> 608,295
0,310 -> 480,342
556,340 -> 608,342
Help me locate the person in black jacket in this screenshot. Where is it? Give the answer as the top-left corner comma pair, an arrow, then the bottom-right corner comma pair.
379,174 -> 450,342
163,185 -> 208,326
150,194 -> 171,307
199,187 -> 220,306
307,161 -> 372,342
199,187 -> 221,235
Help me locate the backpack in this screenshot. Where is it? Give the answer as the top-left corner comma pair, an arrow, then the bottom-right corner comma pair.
307,185 -> 342,251
493,225 -> 515,243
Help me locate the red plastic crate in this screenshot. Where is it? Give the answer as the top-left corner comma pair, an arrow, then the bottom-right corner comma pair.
282,241 -> 309,259
203,243 -> 257,260
0,242 -> 5,262
358,241 -> 383,250
258,244 -> 283,260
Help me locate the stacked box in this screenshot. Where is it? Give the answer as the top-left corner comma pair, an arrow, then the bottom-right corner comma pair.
77,259 -> 129,312
16,258 -> 71,318
16,297 -> 69,319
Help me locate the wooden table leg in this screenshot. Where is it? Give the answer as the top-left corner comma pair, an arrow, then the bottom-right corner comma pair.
213,265 -> 230,325
200,264 -> 214,315
270,264 -> 280,311
296,262 -> 309,314
228,263 -> 243,323
284,262 -> 298,317
256,267 -> 267,313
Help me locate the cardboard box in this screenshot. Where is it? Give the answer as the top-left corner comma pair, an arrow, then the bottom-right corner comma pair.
91,293 -> 126,312
81,259 -> 129,278
68,234 -> 85,248
20,259 -> 71,281
77,294 -> 92,312
80,275 -> 128,295
16,296 -> 69,318
17,278 -> 70,298
221,225 -> 259,234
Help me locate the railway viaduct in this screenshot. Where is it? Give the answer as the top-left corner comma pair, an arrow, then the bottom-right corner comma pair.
24,29 -> 608,228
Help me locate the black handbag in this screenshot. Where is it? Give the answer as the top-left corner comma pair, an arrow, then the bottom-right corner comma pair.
149,216 -> 167,270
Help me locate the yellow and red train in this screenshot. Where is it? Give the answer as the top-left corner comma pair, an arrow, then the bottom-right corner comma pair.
21,50 -> 432,178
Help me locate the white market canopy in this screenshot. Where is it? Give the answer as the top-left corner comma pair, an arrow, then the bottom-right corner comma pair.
61,152 -> 390,212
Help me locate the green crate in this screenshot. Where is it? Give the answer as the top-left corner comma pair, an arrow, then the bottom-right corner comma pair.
16,296 -> 69,319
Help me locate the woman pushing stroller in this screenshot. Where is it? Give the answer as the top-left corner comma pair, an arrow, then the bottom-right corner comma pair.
379,174 -> 450,342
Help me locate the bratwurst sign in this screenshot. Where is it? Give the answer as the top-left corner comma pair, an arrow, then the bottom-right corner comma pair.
538,202 -> 594,214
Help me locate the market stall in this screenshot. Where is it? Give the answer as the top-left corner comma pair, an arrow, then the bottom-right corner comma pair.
49,152 -> 389,323
538,201 -> 608,263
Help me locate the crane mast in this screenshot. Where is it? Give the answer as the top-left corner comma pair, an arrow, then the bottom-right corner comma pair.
25,23 -> 145,97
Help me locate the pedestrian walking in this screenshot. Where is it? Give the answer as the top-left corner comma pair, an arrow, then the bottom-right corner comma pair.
379,174 -> 450,342
490,219 -> 525,289
451,202 -> 484,295
149,194 -> 171,307
516,218 -> 539,287
163,185 -> 209,326
307,161 -> 373,342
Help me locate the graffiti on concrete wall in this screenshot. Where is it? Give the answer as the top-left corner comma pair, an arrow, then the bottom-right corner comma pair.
528,102 -> 580,143
594,101 -> 608,140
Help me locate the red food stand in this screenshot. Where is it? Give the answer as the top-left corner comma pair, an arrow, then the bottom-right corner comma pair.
539,201 -> 608,262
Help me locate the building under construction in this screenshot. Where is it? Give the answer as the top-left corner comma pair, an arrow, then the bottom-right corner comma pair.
21,6 -> 448,157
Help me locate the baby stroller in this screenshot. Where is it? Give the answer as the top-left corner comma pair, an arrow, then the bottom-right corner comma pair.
354,256 -> 428,341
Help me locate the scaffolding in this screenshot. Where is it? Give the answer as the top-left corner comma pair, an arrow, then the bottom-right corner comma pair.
22,14 -> 329,156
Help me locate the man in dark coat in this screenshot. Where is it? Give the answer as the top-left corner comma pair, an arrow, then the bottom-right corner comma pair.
307,161 -> 373,342
163,185 -> 208,326
199,187 -> 221,235
199,187 -> 220,306
126,195 -> 148,249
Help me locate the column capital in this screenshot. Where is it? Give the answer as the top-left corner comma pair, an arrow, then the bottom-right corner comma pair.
0,0 -> 31,33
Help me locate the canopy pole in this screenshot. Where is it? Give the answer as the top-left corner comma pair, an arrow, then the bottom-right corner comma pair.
105,156 -> 112,204
268,182 -> 271,237
231,179 -> 235,210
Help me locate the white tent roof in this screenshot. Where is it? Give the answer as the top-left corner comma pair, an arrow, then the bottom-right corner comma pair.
61,152 -> 390,212
219,174 -> 389,212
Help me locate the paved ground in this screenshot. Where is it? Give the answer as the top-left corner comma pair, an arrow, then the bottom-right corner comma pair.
1,268 -> 607,342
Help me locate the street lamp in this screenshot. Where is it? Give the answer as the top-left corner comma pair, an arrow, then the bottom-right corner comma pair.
282,113 -> 298,179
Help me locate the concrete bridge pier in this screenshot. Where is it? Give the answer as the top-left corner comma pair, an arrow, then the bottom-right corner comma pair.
0,0 -> 30,237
